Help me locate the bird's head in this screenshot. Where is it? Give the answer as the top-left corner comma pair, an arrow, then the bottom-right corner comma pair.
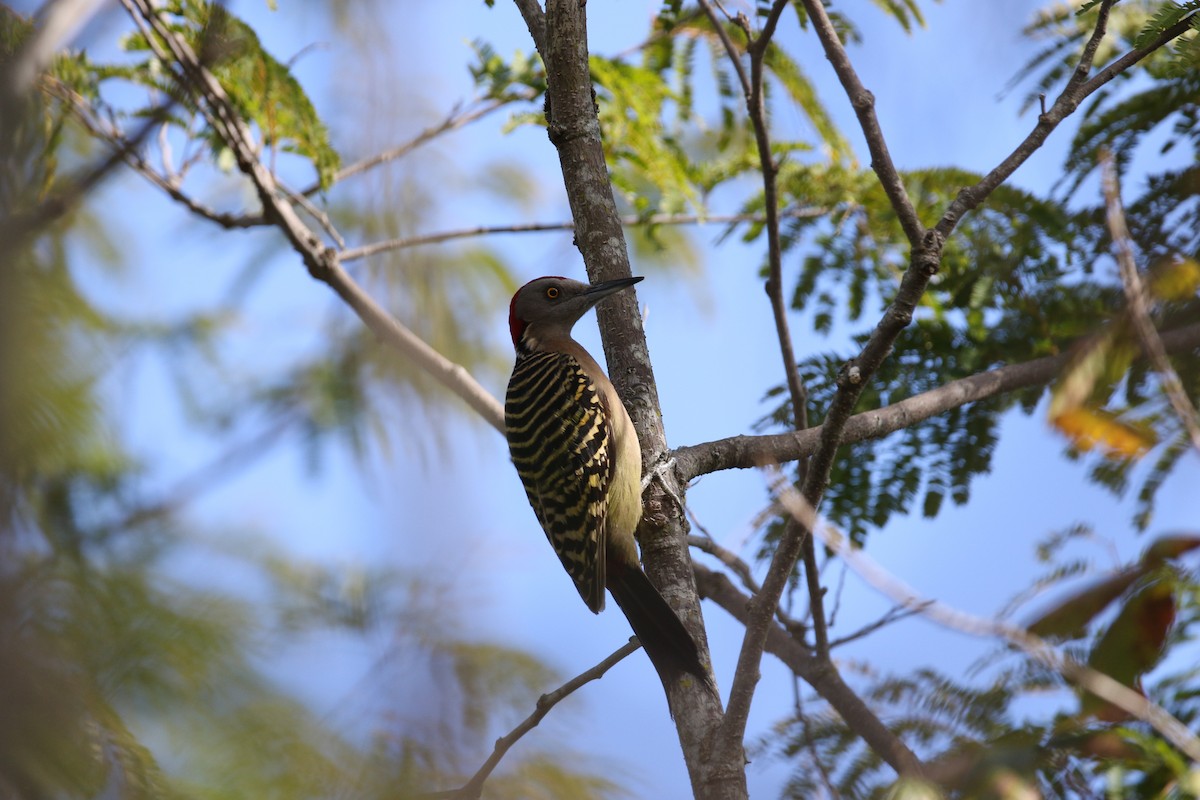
508,275 -> 643,349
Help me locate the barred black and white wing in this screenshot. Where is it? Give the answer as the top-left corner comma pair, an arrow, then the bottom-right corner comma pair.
505,350 -> 614,612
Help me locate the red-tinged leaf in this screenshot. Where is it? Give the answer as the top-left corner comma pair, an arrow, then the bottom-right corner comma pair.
1070,730 -> 1139,761
1026,567 -> 1145,639
1142,533 -> 1200,565
1082,578 -> 1177,719
1049,407 -> 1155,460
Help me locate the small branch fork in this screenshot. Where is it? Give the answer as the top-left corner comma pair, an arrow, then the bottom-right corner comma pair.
766,470 -> 1200,764
430,640 -> 640,800
1101,152 -> 1200,455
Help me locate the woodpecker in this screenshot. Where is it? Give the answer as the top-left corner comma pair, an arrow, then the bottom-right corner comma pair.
505,275 -> 704,681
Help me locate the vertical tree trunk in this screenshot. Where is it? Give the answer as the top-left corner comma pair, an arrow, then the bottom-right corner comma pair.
539,2 -> 747,797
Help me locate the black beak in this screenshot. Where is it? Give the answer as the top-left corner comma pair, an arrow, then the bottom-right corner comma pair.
582,276 -> 644,301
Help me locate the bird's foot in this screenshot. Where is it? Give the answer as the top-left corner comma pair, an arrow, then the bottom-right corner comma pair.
641,455 -> 680,499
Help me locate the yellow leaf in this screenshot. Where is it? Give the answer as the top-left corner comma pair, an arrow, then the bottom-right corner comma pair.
1148,257 -> 1200,302
1049,407 -> 1155,460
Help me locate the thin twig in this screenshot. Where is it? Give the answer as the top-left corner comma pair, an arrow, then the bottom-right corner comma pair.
934,1 -> 1195,238
1101,152 -> 1200,454
688,534 -> 762,596
338,207 -> 826,263
692,560 -> 927,777
689,531 -> 810,640
795,0 -> 922,246
297,95 -> 530,197
766,469 -> 1200,763
826,604 -> 926,649
281,182 -> 344,249
46,78 -> 267,228
672,322 -> 1200,481
432,640 -> 640,799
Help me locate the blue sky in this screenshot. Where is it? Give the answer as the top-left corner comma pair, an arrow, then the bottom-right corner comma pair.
57,1 -> 1200,796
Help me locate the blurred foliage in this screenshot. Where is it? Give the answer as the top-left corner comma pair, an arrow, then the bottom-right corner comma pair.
755,528 -> 1200,798
115,0 -> 340,188
1,6 -> 619,800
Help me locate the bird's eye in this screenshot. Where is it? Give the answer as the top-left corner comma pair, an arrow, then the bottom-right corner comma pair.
545,286 -> 560,300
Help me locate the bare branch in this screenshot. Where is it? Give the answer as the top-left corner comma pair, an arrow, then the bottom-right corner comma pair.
767,471 -> 1200,763
934,2 -> 1195,238
338,207 -> 825,262
689,533 -> 814,641
672,322 -> 1200,481
1102,152 -> 1200,454
827,604 -> 927,649
119,0 -> 506,432
795,0 -> 922,245
298,95 -> 531,197
46,78 -> 267,228
433,640 -> 640,800
512,0 -> 546,54
689,534 -> 761,596
692,561 -> 926,777
701,0 -> 831,758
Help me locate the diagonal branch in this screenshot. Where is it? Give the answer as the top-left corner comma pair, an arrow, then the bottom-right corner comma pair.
692,561 -> 926,777
700,0 -> 832,761
795,0 -> 922,246
432,640 -> 640,800
767,471 -> 1200,764
672,321 -> 1200,481
46,77 -> 267,228
338,207 -> 826,263
297,95 -> 531,197
512,0 -> 546,55
119,0 -> 505,431
1102,152 -> 1200,454
934,1 -> 1195,238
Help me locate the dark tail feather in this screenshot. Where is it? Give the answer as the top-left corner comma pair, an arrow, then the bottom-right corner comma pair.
607,564 -> 705,681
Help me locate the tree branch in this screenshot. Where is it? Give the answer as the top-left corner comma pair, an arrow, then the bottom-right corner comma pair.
338,207 -> 826,263
297,95 -> 530,197
536,2 -> 735,795
119,0 -> 505,432
693,561 -> 926,777
512,0 -> 546,55
795,0 -> 922,246
45,77 -> 267,228
700,0 -> 832,761
1102,152 -> 1200,454
434,640 -> 640,800
767,472 -> 1200,764
672,322 -> 1200,481
934,1 -> 1196,238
